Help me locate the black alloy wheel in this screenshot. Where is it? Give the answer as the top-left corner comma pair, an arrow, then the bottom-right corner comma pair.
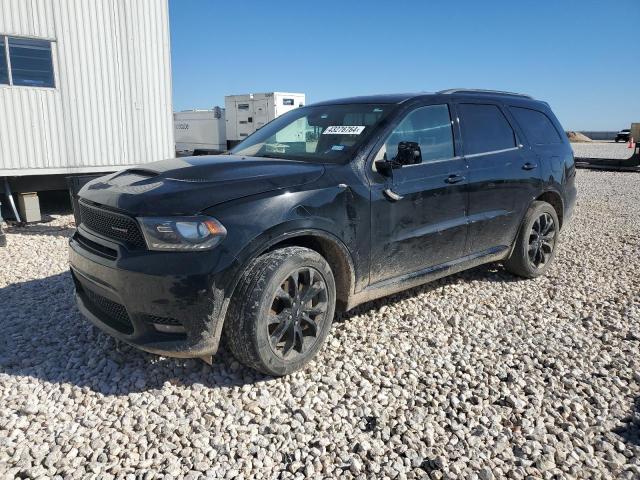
505,200 -> 560,279
528,212 -> 556,269
224,246 -> 336,376
267,267 -> 329,360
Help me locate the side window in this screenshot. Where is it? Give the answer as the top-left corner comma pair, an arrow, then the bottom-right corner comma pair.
510,106 -> 562,144
7,37 -> 55,88
376,104 -> 454,163
0,37 -> 8,84
458,104 -> 515,155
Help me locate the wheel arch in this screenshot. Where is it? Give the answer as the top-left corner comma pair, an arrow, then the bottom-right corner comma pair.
535,190 -> 564,228
232,226 -> 357,313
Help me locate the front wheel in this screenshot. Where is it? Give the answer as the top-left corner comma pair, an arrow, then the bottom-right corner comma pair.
224,246 -> 336,376
505,201 -> 559,279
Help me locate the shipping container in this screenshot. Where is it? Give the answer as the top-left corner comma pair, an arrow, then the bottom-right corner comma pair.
174,107 -> 226,155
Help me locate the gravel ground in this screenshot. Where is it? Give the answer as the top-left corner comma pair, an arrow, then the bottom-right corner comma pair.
571,141 -> 636,160
1,170 -> 639,479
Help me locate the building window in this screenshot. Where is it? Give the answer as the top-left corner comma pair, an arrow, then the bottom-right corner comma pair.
283,98 -> 294,106
0,37 -> 8,84
0,35 -> 55,88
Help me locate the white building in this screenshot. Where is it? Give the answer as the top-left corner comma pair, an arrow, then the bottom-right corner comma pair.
225,92 -> 305,148
0,0 -> 174,184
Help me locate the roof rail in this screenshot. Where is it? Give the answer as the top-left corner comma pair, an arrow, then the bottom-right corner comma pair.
438,88 -> 533,99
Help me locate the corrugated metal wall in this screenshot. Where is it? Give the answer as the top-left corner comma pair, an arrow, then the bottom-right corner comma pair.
0,0 -> 174,176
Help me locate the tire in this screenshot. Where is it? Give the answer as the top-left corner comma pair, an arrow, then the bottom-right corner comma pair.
224,246 -> 336,376
505,201 -> 560,279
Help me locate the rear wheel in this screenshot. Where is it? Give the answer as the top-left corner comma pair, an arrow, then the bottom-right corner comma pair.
224,246 -> 336,376
505,201 -> 559,278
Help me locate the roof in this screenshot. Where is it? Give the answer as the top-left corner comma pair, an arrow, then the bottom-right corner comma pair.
310,93 -> 425,106
310,89 -> 538,107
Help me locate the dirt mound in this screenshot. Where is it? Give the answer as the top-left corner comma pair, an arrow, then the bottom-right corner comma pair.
567,131 -> 593,143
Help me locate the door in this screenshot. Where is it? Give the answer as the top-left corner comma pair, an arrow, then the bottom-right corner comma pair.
369,103 -> 469,284
235,101 -> 254,140
455,102 -> 542,255
253,99 -> 269,130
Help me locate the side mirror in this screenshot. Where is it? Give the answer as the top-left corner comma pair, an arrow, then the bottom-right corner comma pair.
395,141 -> 422,166
375,159 -> 395,176
374,141 -> 422,176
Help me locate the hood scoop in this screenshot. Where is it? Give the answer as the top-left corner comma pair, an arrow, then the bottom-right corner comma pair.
81,155 -> 326,215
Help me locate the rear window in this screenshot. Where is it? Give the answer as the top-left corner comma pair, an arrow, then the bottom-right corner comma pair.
458,104 -> 516,155
510,106 -> 562,145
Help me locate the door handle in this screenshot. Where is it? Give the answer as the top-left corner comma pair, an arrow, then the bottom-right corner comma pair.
446,174 -> 465,184
522,162 -> 538,170
383,188 -> 404,201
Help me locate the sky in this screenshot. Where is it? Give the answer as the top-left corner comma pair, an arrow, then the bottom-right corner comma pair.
169,0 -> 640,131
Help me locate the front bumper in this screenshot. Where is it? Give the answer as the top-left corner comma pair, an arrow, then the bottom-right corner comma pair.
69,226 -> 235,358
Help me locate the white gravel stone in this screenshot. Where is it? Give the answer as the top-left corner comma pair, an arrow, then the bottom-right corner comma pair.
571,140 -> 635,159
0,170 -> 639,479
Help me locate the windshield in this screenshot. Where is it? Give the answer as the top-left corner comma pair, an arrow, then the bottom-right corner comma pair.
230,103 -> 395,163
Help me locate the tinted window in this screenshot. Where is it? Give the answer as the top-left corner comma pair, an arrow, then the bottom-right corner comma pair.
0,37 -> 8,84
8,37 -> 54,87
511,106 -> 561,144
377,104 -> 454,163
458,104 -> 515,155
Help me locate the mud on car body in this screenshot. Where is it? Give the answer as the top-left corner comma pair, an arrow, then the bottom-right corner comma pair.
69,89 -> 577,375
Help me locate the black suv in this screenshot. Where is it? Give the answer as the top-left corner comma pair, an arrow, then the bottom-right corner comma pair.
69,89 -> 577,375
615,129 -> 631,142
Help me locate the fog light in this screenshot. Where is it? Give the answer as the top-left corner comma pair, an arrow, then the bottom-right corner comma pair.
153,323 -> 186,334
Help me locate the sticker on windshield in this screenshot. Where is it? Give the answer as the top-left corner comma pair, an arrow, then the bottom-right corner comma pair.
331,145 -> 345,151
323,125 -> 366,135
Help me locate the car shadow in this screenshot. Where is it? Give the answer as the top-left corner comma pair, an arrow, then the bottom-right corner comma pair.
336,262 -> 521,323
0,271 -> 271,395
613,396 -> 640,447
0,262 -> 522,395
4,222 -> 76,238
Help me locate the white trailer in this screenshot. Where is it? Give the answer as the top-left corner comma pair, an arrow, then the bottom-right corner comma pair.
174,107 -> 226,156
0,0 -> 173,220
225,92 -> 305,149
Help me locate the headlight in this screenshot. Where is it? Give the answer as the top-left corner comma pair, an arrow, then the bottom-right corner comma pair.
138,216 -> 227,251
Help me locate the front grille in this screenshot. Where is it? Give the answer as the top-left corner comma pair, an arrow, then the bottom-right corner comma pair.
79,201 -> 146,248
83,288 -> 134,334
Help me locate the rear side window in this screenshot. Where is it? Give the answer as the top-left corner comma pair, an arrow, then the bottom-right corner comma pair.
510,106 -> 562,145
458,104 -> 515,155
